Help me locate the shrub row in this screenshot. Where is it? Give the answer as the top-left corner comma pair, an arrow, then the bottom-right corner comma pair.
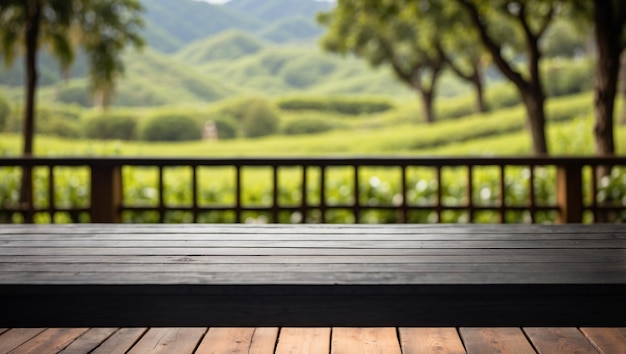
542,58 -> 594,97
205,96 -> 281,138
282,115 -> 334,135
0,96 -> 282,142
84,113 -> 138,141
386,93 -> 593,152
430,58 -> 593,123
277,96 -> 394,115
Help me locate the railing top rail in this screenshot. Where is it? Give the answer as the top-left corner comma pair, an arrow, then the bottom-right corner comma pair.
0,156 -> 625,168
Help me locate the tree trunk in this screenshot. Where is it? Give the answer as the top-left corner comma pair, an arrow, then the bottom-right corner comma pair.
440,52 -> 486,114
592,0 -> 622,156
521,89 -> 548,155
416,65 -> 442,124
24,2 -> 40,157
19,1 -> 42,223
457,0 -> 550,155
420,90 -> 435,124
619,53 -> 626,125
472,69 -> 486,113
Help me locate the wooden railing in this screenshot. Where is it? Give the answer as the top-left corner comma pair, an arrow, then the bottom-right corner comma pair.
0,157 -> 625,224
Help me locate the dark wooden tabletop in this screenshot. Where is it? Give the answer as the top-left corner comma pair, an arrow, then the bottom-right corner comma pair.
1,224 -> 625,327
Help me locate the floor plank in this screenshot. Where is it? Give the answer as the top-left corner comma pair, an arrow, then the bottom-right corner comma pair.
57,328 -> 118,354
8,328 -> 89,354
1,327 -> 625,353
275,328 -> 331,354
331,328 -> 401,354
399,328 -> 466,354
0,328 -> 46,353
460,328 -> 536,354
580,328 -> 626,354
524,327 -> 599,354
127,327 -> 207,354
195,328 -> 256,354
90,328 -> 148,354
250,328 -> 280,354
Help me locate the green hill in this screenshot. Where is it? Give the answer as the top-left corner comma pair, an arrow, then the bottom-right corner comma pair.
140,0 -> 331,52
176,30 -> 266,64
141,0 -> 263,52
116,50 -> 236,105
195,46 -> 424,97
259,16 -> 324,43
40,49 -> 237,107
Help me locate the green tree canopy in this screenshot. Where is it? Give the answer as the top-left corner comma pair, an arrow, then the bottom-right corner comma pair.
79,0 -> 145,107
0,0 -> 144,222
0,0 -> 144,153
318,0 -> 446,123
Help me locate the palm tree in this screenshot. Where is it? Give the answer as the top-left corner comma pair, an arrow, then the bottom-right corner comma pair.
0,0 -> 143,222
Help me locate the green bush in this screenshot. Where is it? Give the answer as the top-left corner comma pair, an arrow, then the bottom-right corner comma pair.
0,94 -> 9,132
485,84 -> 520,110
383,93 -> 591,152
214,96 -> 259,122
282,60 -> 336,88
141,113 -> 202,142
436,95 -> 479,120
241,98 -> 280,138
39,117 -> 81,138
277,96 -> 394,115
4,104 -> 83,134
56,82 -> 92,107
283,116 -> 334,135
542,59 -> 593,97
24,105 -> 84,138
211,116 -> 238,140
3,109 -> 21,133
214,96 -> 281,138
546,93 -> 593,122
84,113 -> 138,140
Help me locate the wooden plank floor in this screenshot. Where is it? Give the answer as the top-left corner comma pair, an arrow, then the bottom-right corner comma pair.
1,327 -> 625,353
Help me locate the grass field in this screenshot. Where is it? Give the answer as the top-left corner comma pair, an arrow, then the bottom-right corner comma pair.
1,91 -> 624,157
1,113 -> 625,157
1,90 -> 624,185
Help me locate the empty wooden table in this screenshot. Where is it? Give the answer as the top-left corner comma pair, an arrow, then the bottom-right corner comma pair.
0,224 -> 625,327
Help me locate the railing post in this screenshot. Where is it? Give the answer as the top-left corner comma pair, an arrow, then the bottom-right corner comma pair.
90,163 -> 122,223
556,164 -> 583,224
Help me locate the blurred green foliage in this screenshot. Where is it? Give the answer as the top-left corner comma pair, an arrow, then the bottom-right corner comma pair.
277,96 -> 394,115
84,113 -> 139,140
140,113 -> 202,141
282,115 -> 334,135
241,98 -> 280,138
0,94 -> 9,132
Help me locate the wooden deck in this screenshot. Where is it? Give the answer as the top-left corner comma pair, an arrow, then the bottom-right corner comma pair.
1,327 -> 626,353
1,224 -> 625,328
